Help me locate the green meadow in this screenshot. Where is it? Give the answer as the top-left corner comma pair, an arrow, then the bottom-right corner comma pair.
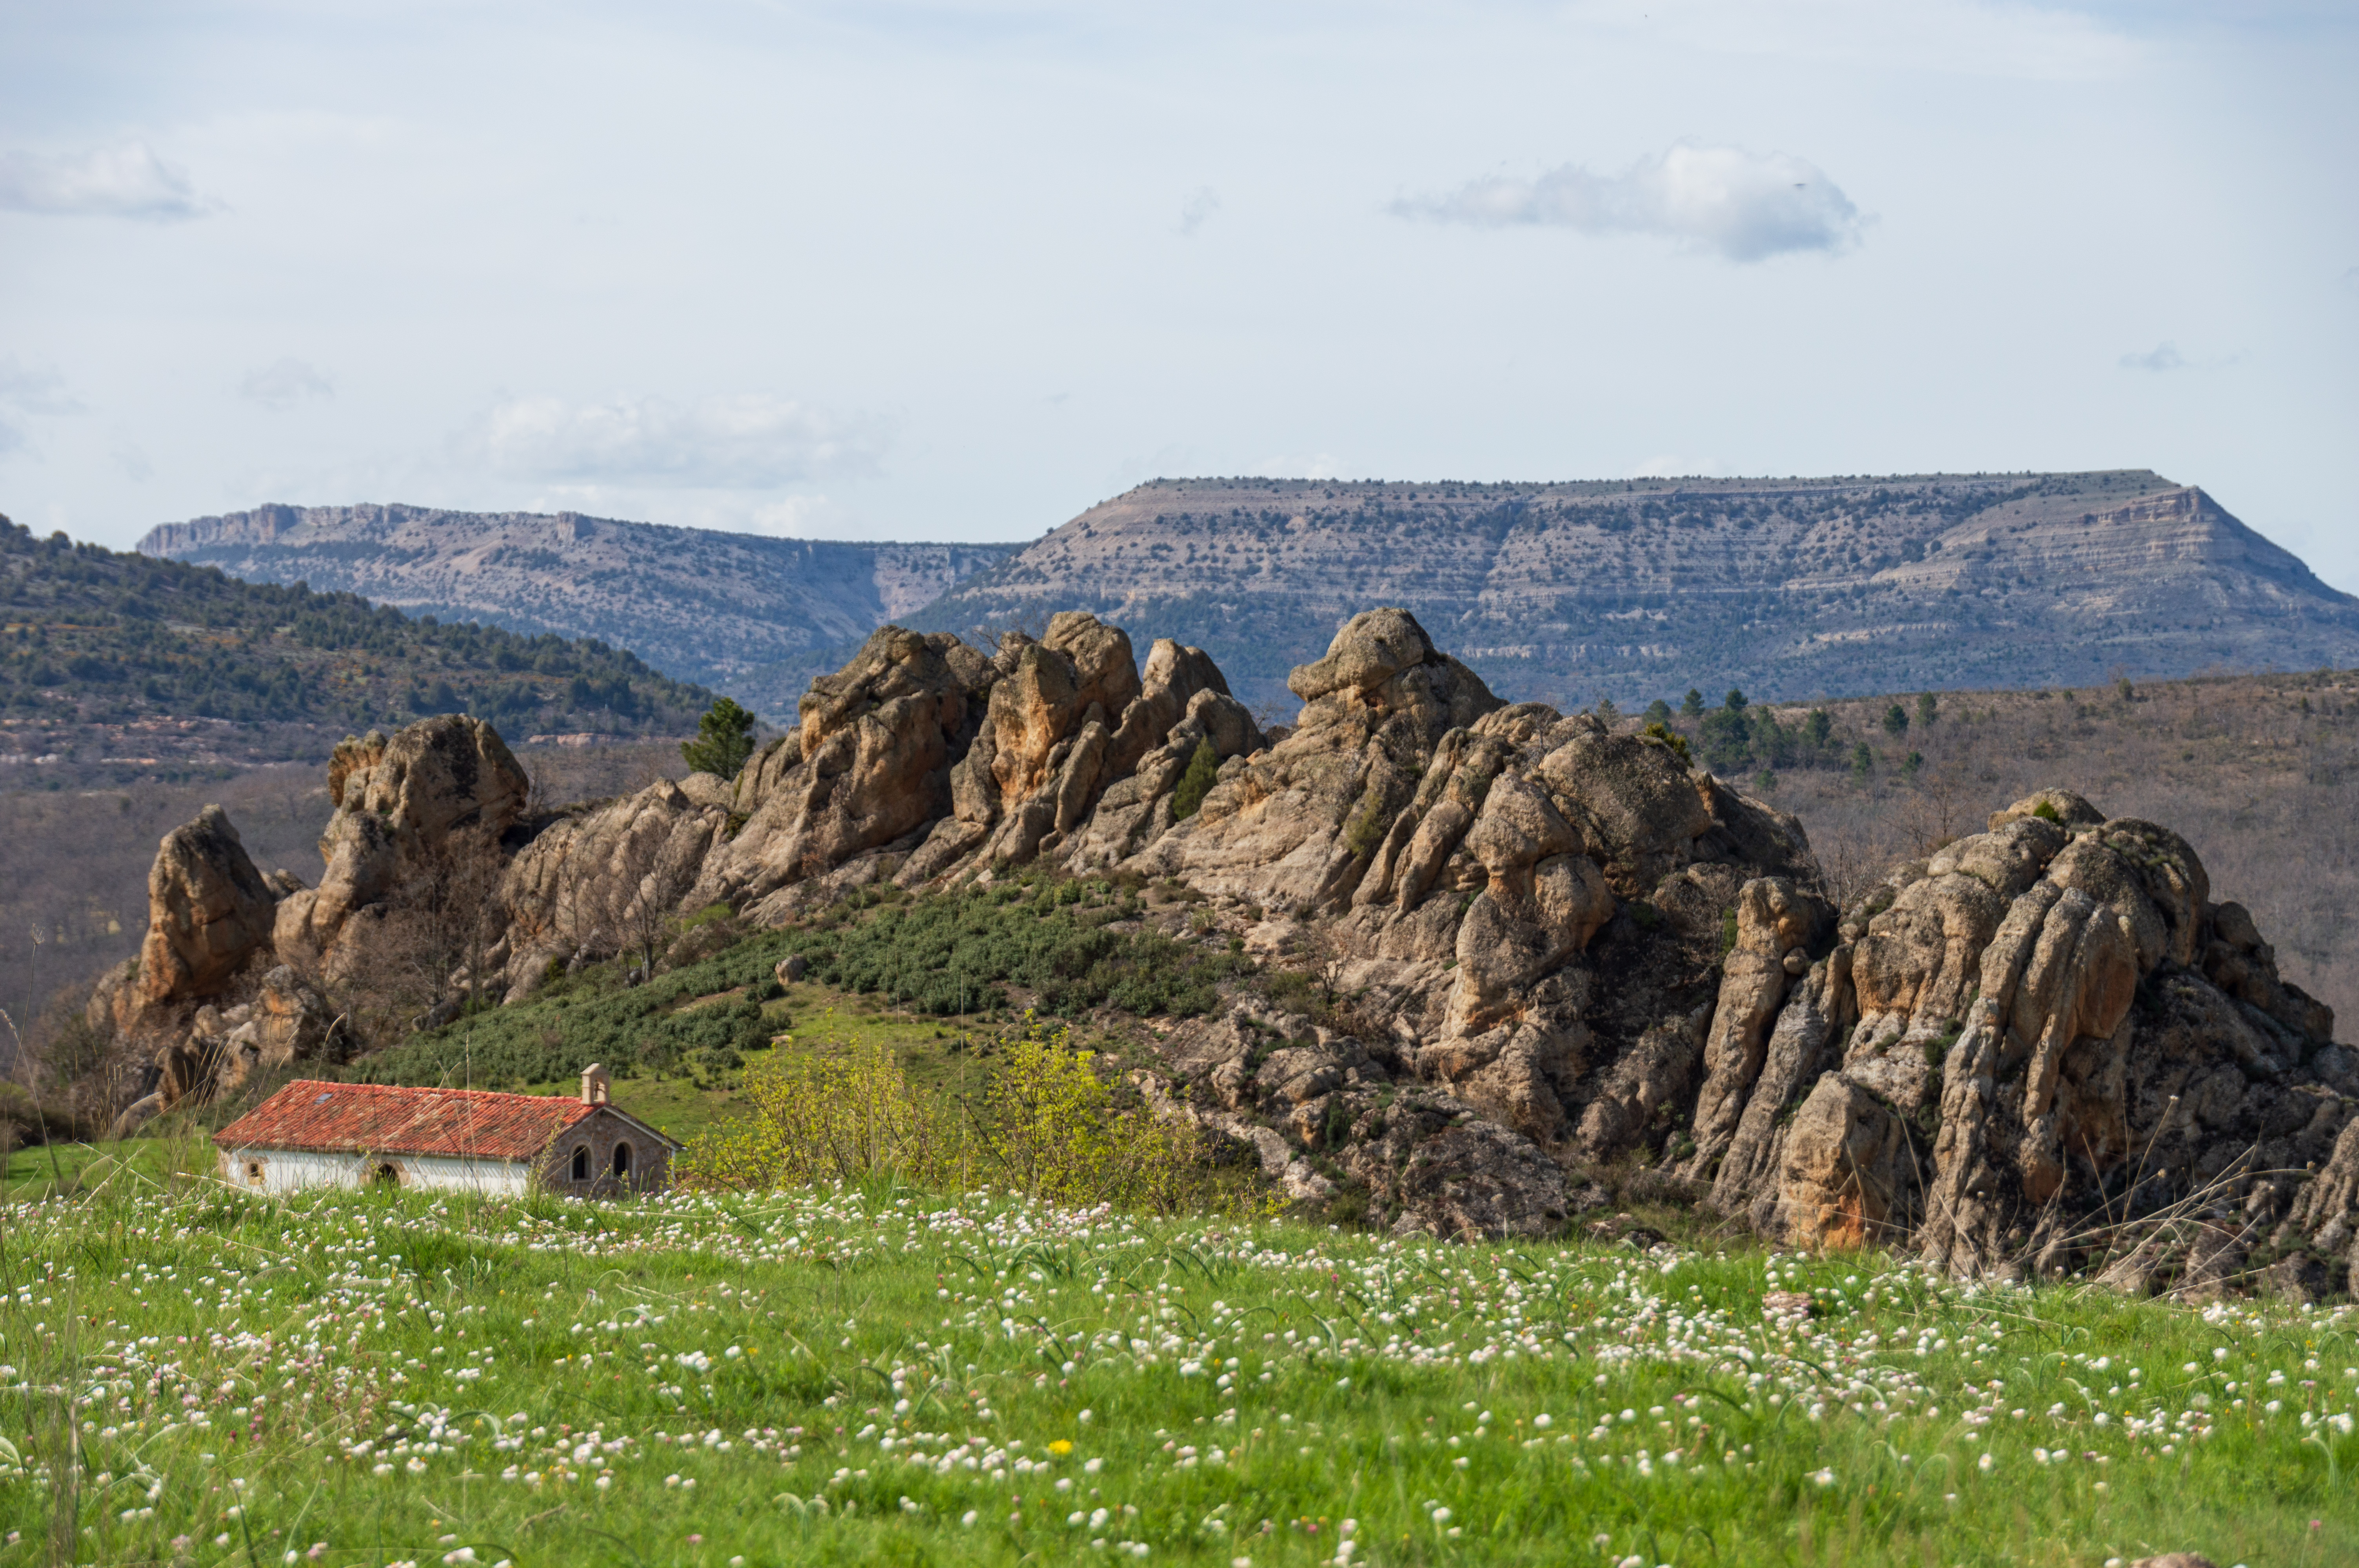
0,1174 -> 2349,1568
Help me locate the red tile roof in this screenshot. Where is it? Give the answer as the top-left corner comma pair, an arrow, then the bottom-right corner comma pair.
213,1080 -> 600,1161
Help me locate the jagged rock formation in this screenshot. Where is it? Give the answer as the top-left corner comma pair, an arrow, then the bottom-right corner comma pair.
274,716 -> 531,978
125,805 -> 279,1017
500,779 -> 735,999
1721,788 -> 2357,1292
90,605 -> 2359,1293
91,716 -> 531,1119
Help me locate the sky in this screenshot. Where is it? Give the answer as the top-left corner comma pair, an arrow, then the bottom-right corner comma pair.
2,0 -> 2355,582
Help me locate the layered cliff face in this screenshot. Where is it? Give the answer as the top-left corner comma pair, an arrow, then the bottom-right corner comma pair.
914,473 -> 2359,710
98,608 -> 2359,1295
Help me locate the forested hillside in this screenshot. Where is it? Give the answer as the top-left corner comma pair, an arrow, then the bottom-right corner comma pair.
2,516 -> 713,779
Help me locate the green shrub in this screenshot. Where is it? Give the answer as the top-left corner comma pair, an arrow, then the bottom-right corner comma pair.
1172,738 -> 1220,820
1342,793 -> 1389,859
347,933 -> 796,1088
1639,721 -> 1692,764
678,1036 -> 963,1192
785,880 -> 1252,1018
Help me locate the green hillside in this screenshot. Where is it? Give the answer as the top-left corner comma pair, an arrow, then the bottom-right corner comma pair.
1,515 -> 712,737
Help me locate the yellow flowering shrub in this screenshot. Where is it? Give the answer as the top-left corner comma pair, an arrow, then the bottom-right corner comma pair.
677,1038 -> 966,1193
681,1015 -> 1244,1215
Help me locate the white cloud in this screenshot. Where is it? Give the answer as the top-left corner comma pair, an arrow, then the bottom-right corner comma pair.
0,142 -> 211,220
460,392 -> 888,488
2119,341 -> 2185,372
743,496 -> 842,537
1178,186 -> 1221,236
108,435 -> 154,483
1100,444 -> 1207,495
239,358 -> 335,409
1629,454 -> 1726,479
0,356 -> 81,459
1250,450 -> 1341,480
1392,141 -> 1864,262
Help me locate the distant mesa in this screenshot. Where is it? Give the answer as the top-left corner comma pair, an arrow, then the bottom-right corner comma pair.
140,472 -> 2359,721
913,472 -> 2359,711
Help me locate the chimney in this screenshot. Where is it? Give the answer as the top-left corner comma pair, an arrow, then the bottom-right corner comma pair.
580,1064 -> 609,1106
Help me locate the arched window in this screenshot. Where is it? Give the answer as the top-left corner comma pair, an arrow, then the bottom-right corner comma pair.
372,1162 -> 400,1187
244,1160 -> 264,1187
612,1142 -> 632,1178
570,1146 -> 589,1181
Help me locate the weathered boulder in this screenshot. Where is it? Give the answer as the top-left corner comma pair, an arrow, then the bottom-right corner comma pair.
731,727 -> 803,814
133,804 -> 278,1013
104,961 -> 340,1138
1130,611 -> 1501,909
2280,1117 -> 2359,1298
677,771 -> 736,811
1145,1001 -> 1568,1237
1986,788 -> 2104,832
700,626 -> 988,908
1050,687 -> 1265,875
274,716 -> 529,965
923,619 -> 1258,881
1754,1072 -> 1916,1250
1685,877 -> 1829,1175
2201,898 -> 2335,1044
1708,949 -> 1855,1213
210,965 -> 340,1095
505,777 -> 734,993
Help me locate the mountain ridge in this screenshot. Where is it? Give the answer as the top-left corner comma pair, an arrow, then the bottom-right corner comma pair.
137,472 -> 2359,721
138,503 -> 1020,716
912,470 -> 2359,709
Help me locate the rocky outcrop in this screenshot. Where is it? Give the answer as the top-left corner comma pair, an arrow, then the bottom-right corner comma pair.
1673,790 -> 2359,1290
502,777 -> 735,996
699,626 -> 991,916
88,602 -> 2359,1295
1149,1000 -> 1568,1238
89,803 -> 282,1047
1685,877 -> 1829,1176
894,617 -> 1261,886
107,964 -> 341,1139
135,805 -> 277,1010
99,715 -> 528,1121
274,716 -> 531,972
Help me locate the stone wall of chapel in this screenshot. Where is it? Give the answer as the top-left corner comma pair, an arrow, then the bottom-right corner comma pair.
539,1106 -> 672,1197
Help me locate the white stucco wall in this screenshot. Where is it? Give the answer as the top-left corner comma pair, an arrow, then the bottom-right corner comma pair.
218,1145 -> 536,1195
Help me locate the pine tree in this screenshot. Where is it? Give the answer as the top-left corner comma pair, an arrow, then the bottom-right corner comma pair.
682,696 -> 759,780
